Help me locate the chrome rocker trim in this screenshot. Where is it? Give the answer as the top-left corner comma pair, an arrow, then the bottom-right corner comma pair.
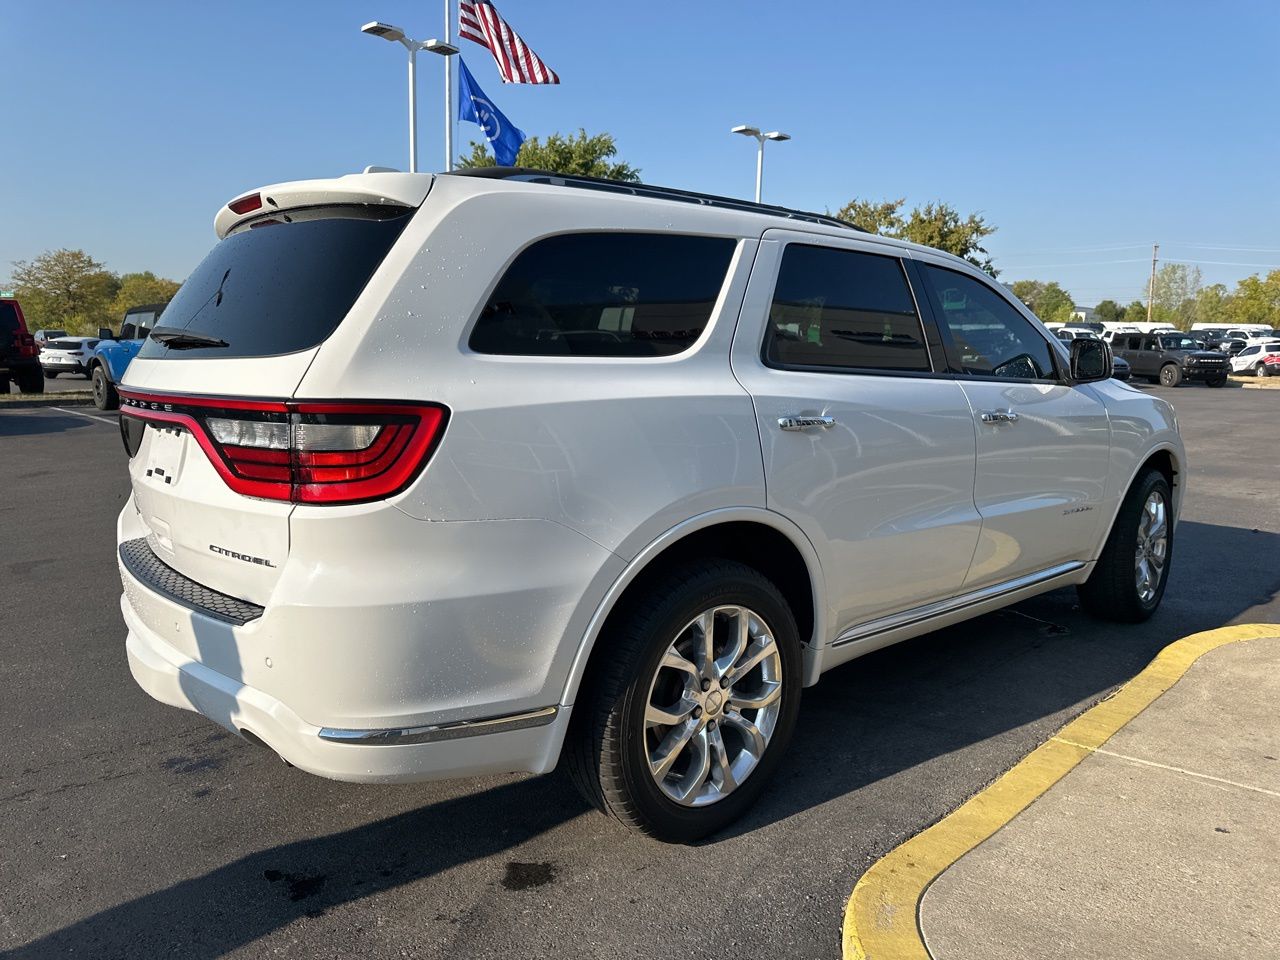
831,561 -> 1086,648
318,706 -> 559,746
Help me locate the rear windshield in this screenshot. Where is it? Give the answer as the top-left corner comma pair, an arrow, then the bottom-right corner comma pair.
1,301 -> 20,333
138,205 -> 412,360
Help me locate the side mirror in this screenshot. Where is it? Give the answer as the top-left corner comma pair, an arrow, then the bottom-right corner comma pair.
1069,338 -> 1112,383
98,327 -> 115,340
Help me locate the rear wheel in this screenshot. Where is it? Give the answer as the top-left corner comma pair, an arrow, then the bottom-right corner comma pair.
0,373 -> 9,394
14,365 -> 44,394
566,559 -> 801,842
91,365 -> 119,410
1159,364 -> 1181,387
1257,362 -> 1271,378
1078,468 -> 1173,623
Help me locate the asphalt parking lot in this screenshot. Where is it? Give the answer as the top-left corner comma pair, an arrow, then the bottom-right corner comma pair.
1,385 -> 1277,960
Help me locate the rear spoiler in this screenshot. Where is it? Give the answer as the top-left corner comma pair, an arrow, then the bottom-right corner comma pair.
214,172 -> 434,239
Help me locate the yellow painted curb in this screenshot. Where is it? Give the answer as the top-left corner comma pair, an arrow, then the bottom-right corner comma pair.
842,623 -> 1280,960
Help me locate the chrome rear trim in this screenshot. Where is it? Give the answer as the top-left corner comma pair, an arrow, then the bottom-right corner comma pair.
831,561 -> 1086,648
318,706 -> 559,745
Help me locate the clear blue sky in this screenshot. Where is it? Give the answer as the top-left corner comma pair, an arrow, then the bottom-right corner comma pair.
3,0 -> 1278,308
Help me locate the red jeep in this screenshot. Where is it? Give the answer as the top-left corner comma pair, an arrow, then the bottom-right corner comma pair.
0,294 -> 45,394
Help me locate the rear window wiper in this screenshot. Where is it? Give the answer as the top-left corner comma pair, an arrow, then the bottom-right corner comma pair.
149,326 -> 229,350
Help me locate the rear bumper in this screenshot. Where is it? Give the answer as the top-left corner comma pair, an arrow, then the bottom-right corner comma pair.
124,598 -> 571,783
41,359 -> 87,374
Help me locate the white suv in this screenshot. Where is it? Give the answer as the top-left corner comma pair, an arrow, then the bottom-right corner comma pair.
116,170 -> 1185,841
1229,341 -> 1280,376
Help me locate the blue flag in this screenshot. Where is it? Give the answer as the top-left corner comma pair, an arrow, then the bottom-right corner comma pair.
457,57 -> 526,166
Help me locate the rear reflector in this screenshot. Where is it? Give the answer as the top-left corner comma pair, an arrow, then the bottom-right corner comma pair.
228,193 -> 263,215
118,392 -> 447,505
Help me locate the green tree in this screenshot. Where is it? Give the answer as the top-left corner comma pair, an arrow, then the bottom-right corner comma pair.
10,249 -> 119,335
1223,269 -> 1280,326
832,197 -> 905,235
1190,283 -> 1228,327
833,198 -> 998,276
1150,263 -> 1202,329
110,271 -> 182,320
1095,299 -> 1124,324
1125,299 -> 1149,324
457,128 -> 640,181
1009,280 -> 1074,322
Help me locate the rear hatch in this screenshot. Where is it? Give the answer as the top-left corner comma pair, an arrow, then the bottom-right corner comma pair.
1,300 -> 24,361
120,173 -> 431,603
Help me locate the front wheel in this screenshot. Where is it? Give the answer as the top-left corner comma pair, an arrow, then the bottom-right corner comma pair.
1078,468 -> 1173,623
566,560 -> 801,842
1159,364 -> 1182,387
91,365 -> 119,410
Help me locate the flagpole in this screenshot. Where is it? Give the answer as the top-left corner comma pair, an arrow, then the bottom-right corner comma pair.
443,0 -> 453,171
408,47 -> 418,173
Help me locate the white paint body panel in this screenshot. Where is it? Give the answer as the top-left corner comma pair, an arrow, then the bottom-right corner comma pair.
116,172 -> 1187,782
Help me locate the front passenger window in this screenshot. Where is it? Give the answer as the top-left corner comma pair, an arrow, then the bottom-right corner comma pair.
917,265 -> 1056,380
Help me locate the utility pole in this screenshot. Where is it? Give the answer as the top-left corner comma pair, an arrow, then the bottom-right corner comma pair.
1147,243 -> 1159,323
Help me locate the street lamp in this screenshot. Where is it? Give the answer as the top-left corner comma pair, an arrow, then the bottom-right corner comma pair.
731,125 -> 790,203
362,17 -> 459,173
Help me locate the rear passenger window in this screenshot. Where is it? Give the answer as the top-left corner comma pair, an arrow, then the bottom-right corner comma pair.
764,245 -> 930,372
918,265 -> 1056,380
469,233 -> 736,357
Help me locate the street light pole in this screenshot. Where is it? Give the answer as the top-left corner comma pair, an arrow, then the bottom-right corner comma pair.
407,45 -> 418,173
731,125 -> 791,203
442,0 -> 452,171
362,21 -> 459,174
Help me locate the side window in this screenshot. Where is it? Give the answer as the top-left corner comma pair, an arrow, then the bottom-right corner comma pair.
764,245 -> 930,372
1141,337 -> 1158,351
468,233 -> 736,357
119,322 -> 137,340
918,264 -> 1056,380
1240,346 -> 1259,357
1127,335 -> 1143,350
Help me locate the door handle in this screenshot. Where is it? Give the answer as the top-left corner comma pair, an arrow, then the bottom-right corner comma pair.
778,415 -> 836,431
979,409 -> 1020,424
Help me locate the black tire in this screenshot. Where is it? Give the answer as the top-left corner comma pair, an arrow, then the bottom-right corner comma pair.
1257,363 -> 1271,378
44,369 -> 58,379
0,374 -> 9,394
1158,364 -> 1181,387
1207,374 -> 1227,388
91,365 -> 119,410
1078,468 -> 1174,623
14,365 -> 44,394
565,559 -> 802,842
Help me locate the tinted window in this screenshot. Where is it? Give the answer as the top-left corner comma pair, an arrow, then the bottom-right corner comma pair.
469,233 -> 735,357
139,205 -> 412,360
0,302 -> 19,333
120,323 -> 137,340
1160,335 -> 1200,351
1240,346 -> 1259,357
764,245 -> 929,372
919,265 -> 1056,380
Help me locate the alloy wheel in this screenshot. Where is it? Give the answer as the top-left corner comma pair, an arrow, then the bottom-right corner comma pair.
643,605 -> 783,807
1134,490 -> 1168,604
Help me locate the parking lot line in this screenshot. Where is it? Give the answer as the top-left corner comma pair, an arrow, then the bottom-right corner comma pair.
841,622 -> 1280,960
50,406 -> 117,425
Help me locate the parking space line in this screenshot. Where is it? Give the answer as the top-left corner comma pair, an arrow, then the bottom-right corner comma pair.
50,406 -> 117,425
841,622 -> 1280,960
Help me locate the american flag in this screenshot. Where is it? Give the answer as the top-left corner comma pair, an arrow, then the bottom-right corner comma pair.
458,1 -> 560,84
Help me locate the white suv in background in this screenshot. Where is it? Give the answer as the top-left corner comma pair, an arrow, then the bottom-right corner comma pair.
1229,341 -> 1280,376
116,170 -> 1184,841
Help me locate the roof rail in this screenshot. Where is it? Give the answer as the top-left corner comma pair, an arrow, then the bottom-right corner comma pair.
443,167 -> 867,233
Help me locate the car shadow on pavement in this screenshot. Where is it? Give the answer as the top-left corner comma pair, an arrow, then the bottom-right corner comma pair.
0,411 -> 100,437
7,521 -> 1278,958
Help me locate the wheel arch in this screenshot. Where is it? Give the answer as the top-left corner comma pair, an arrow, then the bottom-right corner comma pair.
1094,443 -> 1183,562
559,508 -> 827,709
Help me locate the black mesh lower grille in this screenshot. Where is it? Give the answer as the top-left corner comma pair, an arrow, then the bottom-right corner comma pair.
119,538 -> 265,625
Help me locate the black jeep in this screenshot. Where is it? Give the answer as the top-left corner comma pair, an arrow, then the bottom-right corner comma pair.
1112,332 -> 1230,387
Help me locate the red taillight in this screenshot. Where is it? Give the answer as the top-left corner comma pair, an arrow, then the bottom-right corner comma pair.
17,333 -> 37,358
228,193 -> 263,215
118,393 -> 448,505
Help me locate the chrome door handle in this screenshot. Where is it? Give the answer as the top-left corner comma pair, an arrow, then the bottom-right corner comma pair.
778,415 -> 836,431
979,409 -> 1019,424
